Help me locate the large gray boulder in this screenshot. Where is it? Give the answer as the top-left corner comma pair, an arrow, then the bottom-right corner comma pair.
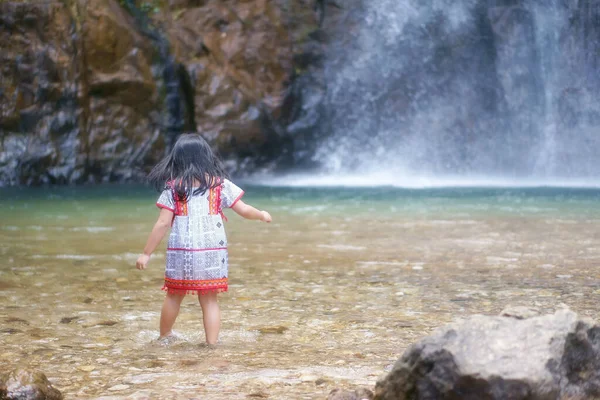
374,307 -> 600,400
0,369 -> 62,400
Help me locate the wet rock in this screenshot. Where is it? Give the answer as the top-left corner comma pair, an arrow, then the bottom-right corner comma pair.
257,326 -> 288,334
177,359 -> 199,367
83,320 -> 118,328
374,307 -> 600,400
328,388 -> 374,400
315,377 -> 328,386
59,317 -> 79,324
5,318 -> 29,325
300,374 -> 319,383
123,373 -> 162,385
96,320 -> 118,326
500,305 -> 541,319
0,368 -> 63,400
107,384 -> 130,391
124,390 -> 153,400
0,328 -> 22,335
246,392 -> 269,398
0,281 -> 16,290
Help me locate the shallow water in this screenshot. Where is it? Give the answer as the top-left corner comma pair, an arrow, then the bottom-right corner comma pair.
1,185 -> 600,399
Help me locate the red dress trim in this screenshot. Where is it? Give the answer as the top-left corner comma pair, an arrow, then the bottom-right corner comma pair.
167,247 -> 227,252
216,184 -> 223,213
209,185 -> 222,216
156,203 -> 175,212
162,277 -> 228,295
230,191 -> 245,208
174,193 -> 188,216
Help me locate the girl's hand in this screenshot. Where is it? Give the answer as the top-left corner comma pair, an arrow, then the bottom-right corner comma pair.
136,254 -> 150,270
261,211 -> 272,223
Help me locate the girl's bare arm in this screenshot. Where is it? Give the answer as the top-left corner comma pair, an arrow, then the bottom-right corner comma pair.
231,200 -> 272,222
136,208 -> 174,269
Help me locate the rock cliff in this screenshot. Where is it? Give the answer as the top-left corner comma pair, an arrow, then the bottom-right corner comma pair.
0,0 -> 327,185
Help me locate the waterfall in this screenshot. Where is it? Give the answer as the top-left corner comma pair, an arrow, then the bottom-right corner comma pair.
311,0 -> 600,184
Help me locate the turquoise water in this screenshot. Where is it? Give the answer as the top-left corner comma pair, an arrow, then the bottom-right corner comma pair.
2,184 -> 600,219
1,184 -> 599,398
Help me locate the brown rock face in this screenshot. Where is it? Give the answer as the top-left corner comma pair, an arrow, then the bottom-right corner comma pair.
159,1 -> 307,157
0,1 -> 82,185
0,0 -> 166,184
81,0 -> 167,182
0,0 -> 321,185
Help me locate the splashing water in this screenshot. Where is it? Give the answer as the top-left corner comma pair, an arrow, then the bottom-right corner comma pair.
310,0 -> 600,185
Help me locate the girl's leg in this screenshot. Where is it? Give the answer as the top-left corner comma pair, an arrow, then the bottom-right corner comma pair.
159,292 -> 185,337
198,292 -> 220,344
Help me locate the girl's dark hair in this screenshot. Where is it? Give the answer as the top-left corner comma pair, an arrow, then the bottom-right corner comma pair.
148,133 -> 229,201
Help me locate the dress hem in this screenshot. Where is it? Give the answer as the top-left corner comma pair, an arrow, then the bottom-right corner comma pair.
162,277 -> 228,296
162,285 -> 228,296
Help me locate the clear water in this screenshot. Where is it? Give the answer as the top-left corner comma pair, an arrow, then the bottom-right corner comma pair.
1,185 -> 600,398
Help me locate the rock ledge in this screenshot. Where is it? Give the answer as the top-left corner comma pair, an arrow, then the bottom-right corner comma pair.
374,307 -> 600,400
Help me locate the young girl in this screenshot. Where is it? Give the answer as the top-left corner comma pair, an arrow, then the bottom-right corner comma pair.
135,133 -> 272,345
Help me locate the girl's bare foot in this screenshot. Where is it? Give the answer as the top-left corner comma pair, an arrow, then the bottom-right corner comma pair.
156,333 -> 181,346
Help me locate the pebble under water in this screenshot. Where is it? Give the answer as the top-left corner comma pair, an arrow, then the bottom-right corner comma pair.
1,184 -> 599,399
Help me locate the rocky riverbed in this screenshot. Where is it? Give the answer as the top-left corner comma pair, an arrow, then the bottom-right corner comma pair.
1,185 -> 599,398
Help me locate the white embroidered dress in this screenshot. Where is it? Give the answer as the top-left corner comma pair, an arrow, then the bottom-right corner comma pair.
156,179 -> 244,294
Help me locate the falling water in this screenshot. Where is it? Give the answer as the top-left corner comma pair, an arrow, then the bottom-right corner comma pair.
310,0 -> 600,186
